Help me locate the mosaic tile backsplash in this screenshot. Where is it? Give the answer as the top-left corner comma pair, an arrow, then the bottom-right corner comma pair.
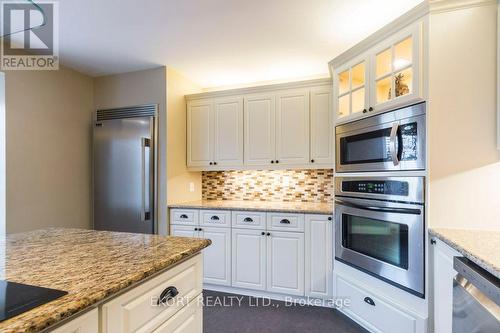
202,169 -> 333,203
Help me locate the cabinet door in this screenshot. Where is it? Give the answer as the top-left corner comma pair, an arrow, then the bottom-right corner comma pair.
276,90 -> 310,165
214,97 -> 243,166
151,297 -> 202,333
200,227 -> 231,286
333,55 -> 369,124
171,225 -> 199,238
266,231 -> 305,296
244,95 -> 276,166
432,239 -> 462,333
310,87 -> 333,165
232,228 -> 266,291
370,22 -> 422,113
187,100 -> 213,167
305,214 -> 333,299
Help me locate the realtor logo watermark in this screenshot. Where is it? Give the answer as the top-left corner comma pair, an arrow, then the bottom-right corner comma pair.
1,0 -> 59,70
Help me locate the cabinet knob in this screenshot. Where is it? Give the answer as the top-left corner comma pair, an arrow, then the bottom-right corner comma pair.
430,239 -> 436,245
266,232 -> 271,236
199,228 -> 203,231
243,217 -> 254,223
280,219 -> 291,224
157,286 -> 179,305
364,297 -> 375,306
369,107 -> 374,112
210,215 -> 220,221
362,109 -> 367,113
275,160 -> 279,164
328,217 -> 332,221
194,228 -> 199,231
213,162 -> 217,165
180,214 -> 188,219
311,159 -> 315,163
261,232 -> 265,236
271,160 -> 275,164
209,162 -> 213,165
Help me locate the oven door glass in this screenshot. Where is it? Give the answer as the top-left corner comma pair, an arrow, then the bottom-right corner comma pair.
342,215 -> 409,269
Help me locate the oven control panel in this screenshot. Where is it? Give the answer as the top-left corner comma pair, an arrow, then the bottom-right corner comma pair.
341,180 -> 409,196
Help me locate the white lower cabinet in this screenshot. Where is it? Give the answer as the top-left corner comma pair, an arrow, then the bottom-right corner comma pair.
151,296 -> 203,333
172,209 -> 333,300
305,214 -> 333,299
231,228 -> 267,291
336,276 -> 422,333
202,227 -> 231,286
50,308 -> 98,333
101,255 -> 203,333
266,231 -> 305,296
432,238 -> 462,333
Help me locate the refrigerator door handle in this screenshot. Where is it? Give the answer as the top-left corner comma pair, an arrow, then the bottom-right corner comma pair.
141,137 -> 151,221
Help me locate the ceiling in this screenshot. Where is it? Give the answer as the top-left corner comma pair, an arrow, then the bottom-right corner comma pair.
58,0 -> 423,88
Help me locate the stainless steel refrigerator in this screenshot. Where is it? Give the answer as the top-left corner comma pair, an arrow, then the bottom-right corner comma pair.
93,105 -> 157,234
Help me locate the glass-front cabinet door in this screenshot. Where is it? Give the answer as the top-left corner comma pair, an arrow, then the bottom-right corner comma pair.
333,55 -> 369,122
370,23 -> 422,112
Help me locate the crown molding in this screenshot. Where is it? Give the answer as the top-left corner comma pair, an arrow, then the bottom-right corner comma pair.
428,0 -> 497,14
185,78 -> 332,101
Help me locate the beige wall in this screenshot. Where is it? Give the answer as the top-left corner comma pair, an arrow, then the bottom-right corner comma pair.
166,68 -> 202,206
93,67 -> 170,234
428,3 -> 500,230
5,67 -> 94,233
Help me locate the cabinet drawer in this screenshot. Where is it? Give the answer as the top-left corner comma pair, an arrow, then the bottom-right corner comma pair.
336,276 -> 417,333
101,254 -> 203,333
200,210 -> 231,227
232,211 -> 266,229
171,209 -> 198,226
267,213 -> 305,232
151,296 -> 202,333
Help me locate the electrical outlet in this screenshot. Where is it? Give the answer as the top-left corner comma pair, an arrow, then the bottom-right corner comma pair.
189,182 -> 195,192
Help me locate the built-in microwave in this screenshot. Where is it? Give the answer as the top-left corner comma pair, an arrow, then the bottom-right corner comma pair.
335,102 -> 426,173
334,176 -> 425,297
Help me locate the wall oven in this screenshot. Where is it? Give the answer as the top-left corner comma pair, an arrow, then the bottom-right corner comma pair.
334,176 -> 425,297
335,102 -> 426,173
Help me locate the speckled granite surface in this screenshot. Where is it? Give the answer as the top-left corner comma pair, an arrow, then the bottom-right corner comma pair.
168,200 -> 333,215
0,228 -> 211,333
430,228 -> 500,279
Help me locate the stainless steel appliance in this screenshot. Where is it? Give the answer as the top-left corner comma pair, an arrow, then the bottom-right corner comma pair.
452,257 -> 500,333
334,176 -> 425,297
93,105 -> 158,234
335,102 -> 426,173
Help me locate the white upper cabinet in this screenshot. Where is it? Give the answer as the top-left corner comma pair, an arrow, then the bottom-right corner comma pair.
310,87 -> 333,165
276,90 -> 310,165
214,97 -> 243,166
333,55 -> 370,123
187,100 -> 213,167
244,94 -> 276,166
331,21 -> 424,124
370,23 -> 422,113
186,79 -> 334,170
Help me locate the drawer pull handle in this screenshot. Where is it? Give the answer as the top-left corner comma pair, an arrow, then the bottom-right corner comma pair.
364,297 -> 375,306
180,214 -> 188,219
280,219 -> 291,224
243,217 -> 254,223
157,286 -> 179,305
210,216 -> 220,221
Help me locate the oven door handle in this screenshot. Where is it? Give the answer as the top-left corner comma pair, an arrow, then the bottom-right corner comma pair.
389,123 -> 400,166
334,199 -> 422,215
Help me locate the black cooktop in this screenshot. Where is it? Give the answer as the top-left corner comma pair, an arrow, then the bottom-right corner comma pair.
0,280 -> 67,322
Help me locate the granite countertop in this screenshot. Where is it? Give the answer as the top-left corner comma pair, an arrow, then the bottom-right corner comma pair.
0,228 -> 211,333
168,200 -> 333,215
429,228 -> 500,279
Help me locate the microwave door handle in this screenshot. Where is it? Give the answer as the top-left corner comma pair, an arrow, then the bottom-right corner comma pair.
389,123 -> 400,166
334,199 -> 421,215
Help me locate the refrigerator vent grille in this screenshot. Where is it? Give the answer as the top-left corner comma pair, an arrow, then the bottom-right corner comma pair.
96,104 -> 157,121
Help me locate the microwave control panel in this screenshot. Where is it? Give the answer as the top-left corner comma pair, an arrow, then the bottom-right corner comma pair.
341,180 -> 409,196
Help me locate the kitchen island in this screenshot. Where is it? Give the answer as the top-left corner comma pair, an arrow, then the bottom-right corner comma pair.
0,228 -> 211,333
